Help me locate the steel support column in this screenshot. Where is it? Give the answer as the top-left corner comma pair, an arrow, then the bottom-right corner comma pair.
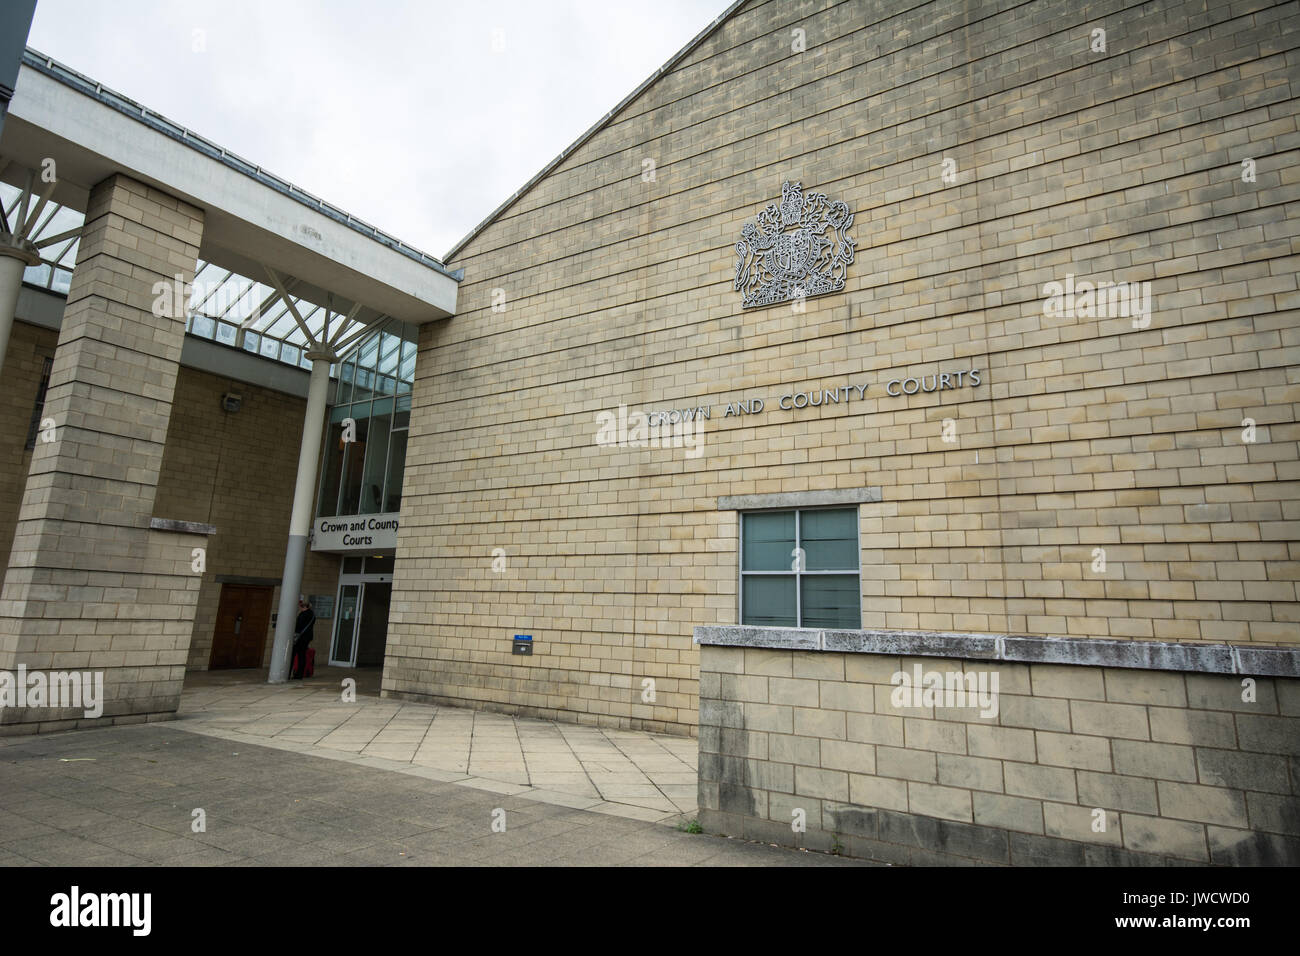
0,234 -> 39,377
268,346 -> 336,682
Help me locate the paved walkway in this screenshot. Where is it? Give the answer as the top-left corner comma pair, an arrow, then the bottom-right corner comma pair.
0,723 -> 864,866
175,668 -> 698,822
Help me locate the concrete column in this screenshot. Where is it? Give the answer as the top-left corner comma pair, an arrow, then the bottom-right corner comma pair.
268,347 -> 334,683
0,234 -> 40,379
0,174 -> 205,732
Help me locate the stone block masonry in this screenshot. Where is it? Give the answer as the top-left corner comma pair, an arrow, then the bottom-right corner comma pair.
391,0 -> 1300,733
696,626 -> 1300,865
0,175 -> 209,733
151,364 -> 340,671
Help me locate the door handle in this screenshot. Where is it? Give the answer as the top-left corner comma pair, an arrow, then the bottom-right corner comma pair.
234,614 -> 242,635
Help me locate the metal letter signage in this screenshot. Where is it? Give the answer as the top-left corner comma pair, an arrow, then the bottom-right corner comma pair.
734,181 -> 856,308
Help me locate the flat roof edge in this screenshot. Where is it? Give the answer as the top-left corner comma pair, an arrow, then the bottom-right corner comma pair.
20,47 -> 463,284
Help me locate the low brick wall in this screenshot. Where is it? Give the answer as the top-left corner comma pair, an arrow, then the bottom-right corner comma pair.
696,627 -> 1300,866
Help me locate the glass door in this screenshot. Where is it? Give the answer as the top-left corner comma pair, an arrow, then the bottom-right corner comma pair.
330,583 -> 361,666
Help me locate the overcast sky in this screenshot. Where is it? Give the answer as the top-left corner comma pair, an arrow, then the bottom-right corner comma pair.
27,0 -> 728,260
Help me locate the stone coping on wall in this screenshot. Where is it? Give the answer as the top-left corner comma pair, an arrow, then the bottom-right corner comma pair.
716,487 -> 882,510
694,625 -> 1300,678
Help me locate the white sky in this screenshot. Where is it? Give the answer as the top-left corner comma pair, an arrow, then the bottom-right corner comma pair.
27,0 -> 728,260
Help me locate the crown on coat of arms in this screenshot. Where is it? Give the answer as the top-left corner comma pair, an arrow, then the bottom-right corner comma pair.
733,181 -> 856,309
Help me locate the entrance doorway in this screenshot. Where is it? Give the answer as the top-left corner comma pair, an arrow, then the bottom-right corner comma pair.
210,584 -> 274,669
329,572 -> 392,668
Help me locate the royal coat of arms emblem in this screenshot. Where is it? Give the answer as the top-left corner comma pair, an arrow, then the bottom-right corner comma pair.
733,181 -> 856,309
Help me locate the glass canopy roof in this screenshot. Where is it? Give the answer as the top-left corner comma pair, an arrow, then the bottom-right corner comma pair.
1,180 -> 400,375
0,179 -> 82,295
184,259 -> 376,370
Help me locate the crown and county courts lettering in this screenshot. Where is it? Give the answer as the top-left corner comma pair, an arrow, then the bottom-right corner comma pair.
640,367 -> 983,425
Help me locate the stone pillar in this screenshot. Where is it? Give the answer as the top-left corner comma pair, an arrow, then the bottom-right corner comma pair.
0,174 -> 206,733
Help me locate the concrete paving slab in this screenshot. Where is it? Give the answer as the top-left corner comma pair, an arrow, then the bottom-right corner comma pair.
176,669 -> 702,820
0,723 -> 859,867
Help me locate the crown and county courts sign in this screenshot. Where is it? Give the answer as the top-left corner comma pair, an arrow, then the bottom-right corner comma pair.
312,513 -> 399,551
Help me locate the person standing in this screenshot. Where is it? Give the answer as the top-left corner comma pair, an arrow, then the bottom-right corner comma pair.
290,595 -> 316,679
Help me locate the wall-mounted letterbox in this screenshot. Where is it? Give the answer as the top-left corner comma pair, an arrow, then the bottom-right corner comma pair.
512,634 -> 533,655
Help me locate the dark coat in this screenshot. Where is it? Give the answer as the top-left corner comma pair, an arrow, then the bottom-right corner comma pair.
295,607 -> 315,644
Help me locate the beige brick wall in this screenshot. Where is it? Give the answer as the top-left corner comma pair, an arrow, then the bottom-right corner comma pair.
698,643 -> 1300,864
0,174 -> 208,729
0,326 -> 342,674
0,319 -> 58,569
389,0 -> 1300,732
153,365 -> 340,670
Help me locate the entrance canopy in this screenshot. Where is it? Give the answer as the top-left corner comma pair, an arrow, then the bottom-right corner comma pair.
2,48 -> 459,339
0,173 -> 391,372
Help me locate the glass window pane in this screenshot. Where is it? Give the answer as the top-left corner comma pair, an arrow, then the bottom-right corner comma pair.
191,314 -> 215,338
359,334 -> 379,370
742,511 -> 795,571
215,322 -> 238,347
742,575 -> 796,627
37,203 -> 82,241
398,343 -> 416,393
260,336 -> 280,359
384,428 -> 408,512
317,421 -> 345,518
262,305 -> 298,339
800,575 -> 861,629
359,410 -> 391,514
242,331 -> 260,353
801,508 -> 858,570
353,367 -> 374,404
330,584 -> 360,665
338,417 -> 370,514
378,332 -> 400,375
337,360 -> 354,405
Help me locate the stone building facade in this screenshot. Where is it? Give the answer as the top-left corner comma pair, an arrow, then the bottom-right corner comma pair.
387,0 -> 1299,742
152,365 -> 340,671
0,316 -> 341,686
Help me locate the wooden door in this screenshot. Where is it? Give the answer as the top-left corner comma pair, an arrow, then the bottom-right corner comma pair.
209,584 -> 273,669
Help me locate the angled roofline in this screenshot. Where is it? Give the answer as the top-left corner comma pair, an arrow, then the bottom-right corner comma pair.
21,47 -> 463,283
443,0 -> 749,263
